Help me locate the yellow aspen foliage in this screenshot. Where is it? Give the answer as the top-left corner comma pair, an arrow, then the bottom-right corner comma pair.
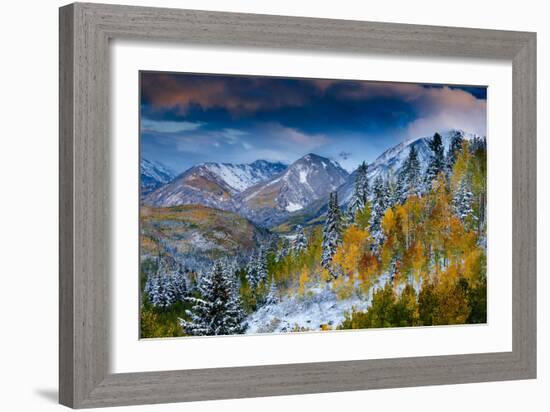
450,140 -> 471,190
332,225 -> 371,280
320,267 -> 332,283
395,204 -> 409,246
381,207 -> 396,234
407,241 -> 426,283
440,263 -> 461,288
428,173 -> 452,256
380,208 -> 398,270
463,248 -> 485,285
358,250 -> 381,293
298,265 -> 309,295
354,202 -> 372,230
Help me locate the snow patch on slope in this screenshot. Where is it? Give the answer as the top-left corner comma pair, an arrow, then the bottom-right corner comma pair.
298,168 -> 308,184
285,201 -> 303,212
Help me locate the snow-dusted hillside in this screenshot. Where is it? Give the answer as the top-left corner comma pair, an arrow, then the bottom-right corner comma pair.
246,275 -> 390,334
142,160 -> 286,209
140,158 -> 175,197
201,159 -> 287,192
338,129 -> 480,205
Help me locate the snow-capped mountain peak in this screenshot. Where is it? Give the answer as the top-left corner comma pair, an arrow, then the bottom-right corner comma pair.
142,159 -> 286,209
200,160 -> 287,193
237,153 -> 349,226
140,158 -> 175,197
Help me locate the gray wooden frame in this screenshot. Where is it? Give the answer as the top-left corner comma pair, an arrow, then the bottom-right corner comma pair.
59,2 -> 536,408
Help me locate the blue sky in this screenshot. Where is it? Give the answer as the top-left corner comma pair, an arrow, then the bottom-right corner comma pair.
140,72 -> 487,173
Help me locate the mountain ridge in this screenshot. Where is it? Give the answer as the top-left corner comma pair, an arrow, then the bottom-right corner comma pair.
237,153 -> 349,227
143,159 -> 286,210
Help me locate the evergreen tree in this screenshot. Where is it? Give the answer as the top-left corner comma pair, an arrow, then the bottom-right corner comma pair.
424,132 -> 446,190
446,131 -> 464,174
256,247 -> 268,285
453,176 -> 475,224
397,145 -> 422,203
386,169 -> 399,208
322,192 -> 343,276
144,254 -> 186,308
347,161 -> 369,222
292,227 -> 308,254
145,272 -> 177,308
246,252 -> 259,289
171,265 -> 188,302
220,257 -> 240,295
265,276 -> 279,305
246,247 -> 268,290
469,136 -> 487,153
181,260 -> 247,336
370,175 -> 389,243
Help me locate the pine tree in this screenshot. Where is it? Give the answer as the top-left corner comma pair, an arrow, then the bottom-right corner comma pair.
246,247 -> 268,290
145,272 -> 177,308
347,161 -> 369,222
180,260 -> 247,336
256,247 -> 268,285
172,265 -> 188,302
453,176 -> 475,224
469,136 -> 487,153
397,145 -> 422,203
424,132 -> 446,191
370,175 -> 389,243
144,254 -> 187,308
246,252 -> 259,289
386,169 -> 399,208
322,192 -> 343,277
264,276 -> 279,305
292,227 -> 308,254
446,131 -> 464,174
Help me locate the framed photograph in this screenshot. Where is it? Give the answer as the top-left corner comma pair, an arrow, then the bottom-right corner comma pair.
59,2 -> 536,408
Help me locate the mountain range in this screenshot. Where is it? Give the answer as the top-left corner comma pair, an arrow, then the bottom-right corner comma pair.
143,160 -> 286,211
142,129 -> 480,230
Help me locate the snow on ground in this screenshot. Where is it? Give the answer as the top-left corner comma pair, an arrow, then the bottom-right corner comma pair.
246,274 -> 391,334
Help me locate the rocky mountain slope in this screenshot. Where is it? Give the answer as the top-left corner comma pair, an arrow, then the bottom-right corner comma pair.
237,153 -> 349,227
143,160 -> 286,210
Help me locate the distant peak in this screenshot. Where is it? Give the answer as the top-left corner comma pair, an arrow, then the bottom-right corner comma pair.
298,153 -> 329,163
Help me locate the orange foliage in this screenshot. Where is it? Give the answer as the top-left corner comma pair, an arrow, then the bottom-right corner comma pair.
332,225 -> 371,281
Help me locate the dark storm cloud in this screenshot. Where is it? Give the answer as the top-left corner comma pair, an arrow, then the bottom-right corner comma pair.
140,72 -> 487,173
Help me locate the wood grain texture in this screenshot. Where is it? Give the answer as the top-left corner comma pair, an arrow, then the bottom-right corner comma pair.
59,2 -> 537,408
